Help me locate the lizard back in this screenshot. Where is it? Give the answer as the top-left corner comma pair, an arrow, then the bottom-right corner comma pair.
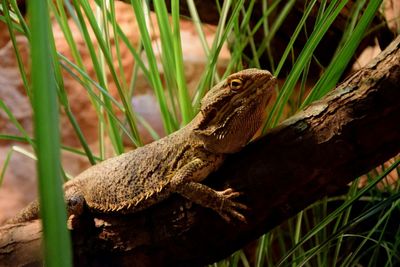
71,126 -> 209,213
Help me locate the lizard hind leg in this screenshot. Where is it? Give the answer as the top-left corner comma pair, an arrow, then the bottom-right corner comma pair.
65,187 -> 86,219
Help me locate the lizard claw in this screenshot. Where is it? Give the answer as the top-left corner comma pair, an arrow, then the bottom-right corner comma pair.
217,188 -> 241,198
216,187 -> 248,223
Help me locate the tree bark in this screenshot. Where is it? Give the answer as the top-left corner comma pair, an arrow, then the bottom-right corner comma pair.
1,36 -> 399,267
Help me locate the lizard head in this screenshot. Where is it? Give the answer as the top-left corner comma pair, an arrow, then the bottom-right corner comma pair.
193,68 -> 276,153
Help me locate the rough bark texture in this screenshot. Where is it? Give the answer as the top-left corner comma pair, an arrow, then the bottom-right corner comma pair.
0,36 -> 399,267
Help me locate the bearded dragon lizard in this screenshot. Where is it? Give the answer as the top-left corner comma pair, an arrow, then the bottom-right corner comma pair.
8,68 -> 276,224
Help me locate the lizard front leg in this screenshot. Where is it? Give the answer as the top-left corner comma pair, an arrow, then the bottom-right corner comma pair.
170,158 -> 247,222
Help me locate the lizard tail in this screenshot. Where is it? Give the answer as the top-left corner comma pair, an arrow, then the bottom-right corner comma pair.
5,200 -> 40,224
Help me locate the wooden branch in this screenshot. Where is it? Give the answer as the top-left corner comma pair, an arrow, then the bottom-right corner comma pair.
1,36 -> 399,267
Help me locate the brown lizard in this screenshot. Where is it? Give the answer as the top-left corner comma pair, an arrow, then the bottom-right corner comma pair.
8,68 -> 276,224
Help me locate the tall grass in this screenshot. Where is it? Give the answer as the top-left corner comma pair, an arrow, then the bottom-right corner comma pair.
0,0 -> 398,266
29,0 -> 72,266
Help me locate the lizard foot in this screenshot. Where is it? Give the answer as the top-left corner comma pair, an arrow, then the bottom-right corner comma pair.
215,188 -> 248,223
176,182 -> 248,223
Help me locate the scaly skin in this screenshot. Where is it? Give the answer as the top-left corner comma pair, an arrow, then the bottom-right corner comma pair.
8,68 -> 276,224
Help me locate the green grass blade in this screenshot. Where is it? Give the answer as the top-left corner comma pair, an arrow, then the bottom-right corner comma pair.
28,0 -> 72,265
302,0 -> 383,107
81,0 -> 143,149
108,0 -> 128,91
263,0 -> 349,131
342,197 -> 400,265
0,3 -> 24,33
255,235 -> 267,267
192,0 -> 245,109
330,182 -> 358,267
130,0 -> 175,134
59,59 -> 139,146
153,0 -> 179,116
186,0 -> 211,56
1,0 -> 32,102
277,159 -> 400,266
9,0 -> 29,35
71,0 -> 125,153
58,54 -> 123,109
298,193 -> 400,267
0,148 -> 13,187
274,0 -> 318,76
258,0 -> 295,71
225,0 -> 279,74
0,134 -> 102,161
172,0 -> 193,124
135,114 -> 161,141
46,6 -> 96,165
0,99 -> 35,149
51,0 -> 106,156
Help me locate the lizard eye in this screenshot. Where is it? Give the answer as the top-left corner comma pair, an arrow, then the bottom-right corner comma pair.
229,79 -> 243,91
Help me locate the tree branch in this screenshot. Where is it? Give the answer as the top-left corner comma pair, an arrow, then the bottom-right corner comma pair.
1,36 -> 399,267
